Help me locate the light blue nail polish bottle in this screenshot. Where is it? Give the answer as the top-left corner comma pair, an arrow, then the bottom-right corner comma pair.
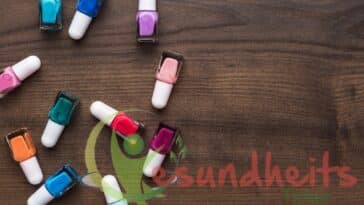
39,0 -> 62,31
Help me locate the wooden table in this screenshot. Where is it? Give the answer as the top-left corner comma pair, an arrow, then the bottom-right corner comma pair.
0,0 -> 363,204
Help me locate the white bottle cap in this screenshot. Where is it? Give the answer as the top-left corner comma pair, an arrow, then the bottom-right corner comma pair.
12,56 -> 41,81
90,101 -> 118,126
27,185 -> 54,205
102,175 -> 128,205
139,0 -> 157,11
20,156 -> 43,185
41,119 -> 65,148
69,11 -> 93,40
143,149 -> 166,177
151,80 -> 173,109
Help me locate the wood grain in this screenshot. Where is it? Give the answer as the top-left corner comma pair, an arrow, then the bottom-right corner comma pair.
0,0 -> 364,204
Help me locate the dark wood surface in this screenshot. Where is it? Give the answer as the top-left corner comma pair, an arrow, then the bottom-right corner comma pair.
1,0 -> 364,204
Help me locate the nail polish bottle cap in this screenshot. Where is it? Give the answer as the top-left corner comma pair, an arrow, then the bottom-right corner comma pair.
102,175 -> 128,205
90,101 -> 118,126
41,119 -> 65,148
27,185 -> 55,205
68,11 -> 92,40
12,56 -> 41,81
152,80 -> 173,109
139,0 -> 156,11
143,149 -> 166,177
20,157 -> 44,185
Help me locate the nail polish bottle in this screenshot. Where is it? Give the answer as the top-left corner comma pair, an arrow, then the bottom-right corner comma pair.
39,0 -> 62,31
41,91 -> 80,148
152,51 -> 184,109
143,123 -> 178,177
90,101 -> 144,138
27,164 -> 79,205
136,0 -> 158,43
4,128 -> 43,185
0,56 -> 41,99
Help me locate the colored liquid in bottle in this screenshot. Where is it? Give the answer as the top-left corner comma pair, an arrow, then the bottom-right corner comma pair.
39,0 -> 62,31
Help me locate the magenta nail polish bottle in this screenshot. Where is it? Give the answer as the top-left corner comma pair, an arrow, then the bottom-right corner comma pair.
143,123 -> 178,177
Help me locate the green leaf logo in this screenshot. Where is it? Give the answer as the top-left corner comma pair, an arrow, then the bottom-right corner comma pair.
84,110 -> 188,204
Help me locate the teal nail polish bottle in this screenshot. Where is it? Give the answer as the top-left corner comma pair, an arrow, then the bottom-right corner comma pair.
41,91 -> 80,148
39,0 -> 62,31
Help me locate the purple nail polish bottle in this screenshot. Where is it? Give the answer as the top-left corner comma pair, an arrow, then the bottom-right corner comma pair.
137,0 -> 159,43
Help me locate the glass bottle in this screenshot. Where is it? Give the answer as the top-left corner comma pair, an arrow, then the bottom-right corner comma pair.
39,0 -> 62,31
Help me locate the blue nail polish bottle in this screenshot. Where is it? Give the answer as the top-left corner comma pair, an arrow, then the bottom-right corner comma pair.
27,164 -> 80,205
39,0 -> 62,31
45,164 -> 79,198
68,0 -> 104,40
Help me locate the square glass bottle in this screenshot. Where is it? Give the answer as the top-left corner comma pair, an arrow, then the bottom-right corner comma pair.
39,0 -> 62,31
136,0 -> 159,43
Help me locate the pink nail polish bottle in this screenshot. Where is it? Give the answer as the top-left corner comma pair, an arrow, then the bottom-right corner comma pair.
0,56 -> 41,98
152,51 -> 184,109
